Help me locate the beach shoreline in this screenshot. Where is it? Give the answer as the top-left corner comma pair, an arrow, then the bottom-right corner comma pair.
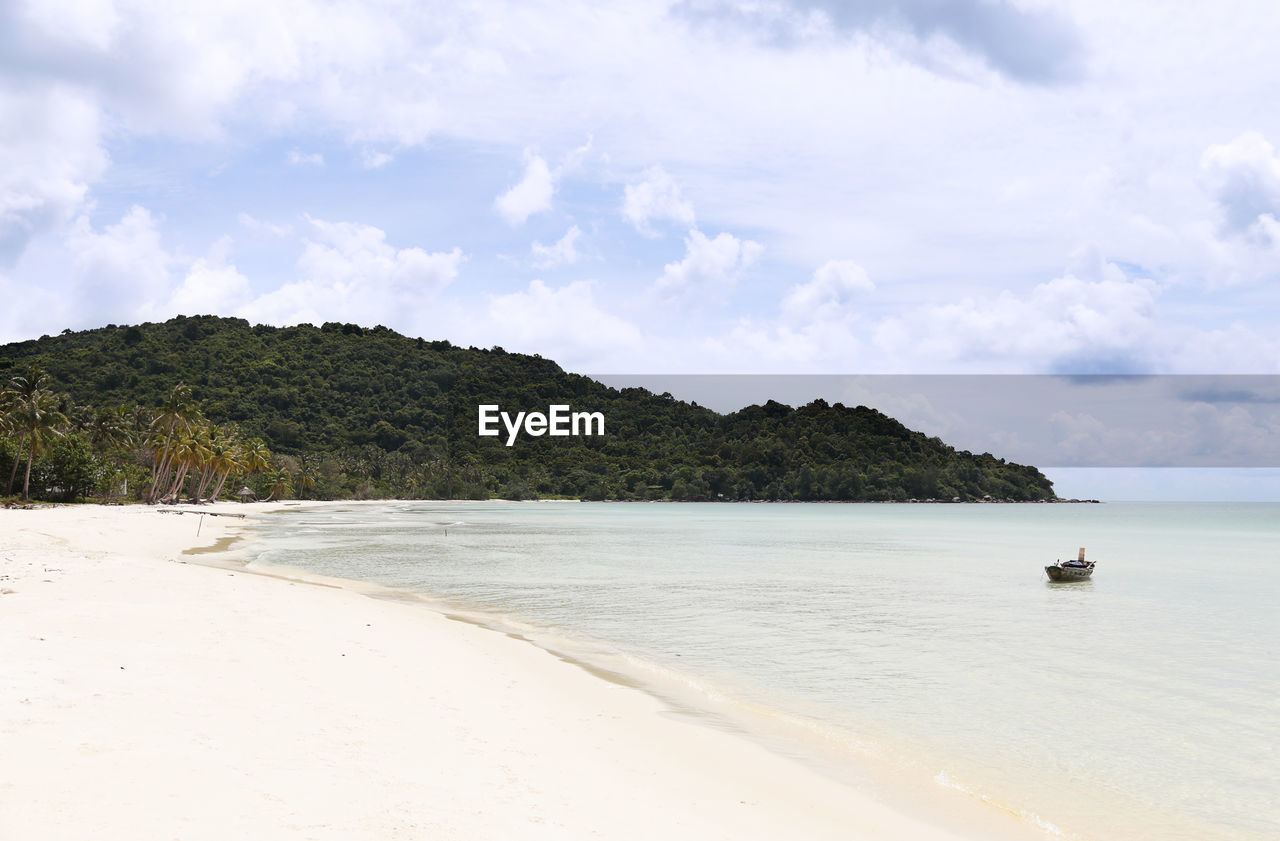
2,501 -> 1034,841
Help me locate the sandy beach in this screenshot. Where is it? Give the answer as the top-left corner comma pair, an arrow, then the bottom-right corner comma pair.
1,502 -> 997,841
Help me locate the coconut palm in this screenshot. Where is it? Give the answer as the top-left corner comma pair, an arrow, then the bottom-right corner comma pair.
164,427 -> 212,503
3,365 -> 47,495
208,436 -> 247,503
87,405 -> 134,451
8,389 -> 68,501
263,470 -> 292,502
0,392 -> 13,492
3,366 -> 68,500
131,404 -> 155,437
64,399 -> 94,434
241,438 -> 271,476
294,456 -> 318,499
147,383 -> 199,503
195,424 -> 243,502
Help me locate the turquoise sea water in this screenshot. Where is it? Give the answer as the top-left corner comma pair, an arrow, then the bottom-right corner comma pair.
247,502 -> 1278,841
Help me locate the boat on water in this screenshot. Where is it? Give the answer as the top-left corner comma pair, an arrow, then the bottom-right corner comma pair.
1046,547 -> 1095,581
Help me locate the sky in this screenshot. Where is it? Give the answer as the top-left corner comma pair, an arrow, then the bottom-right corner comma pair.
2,0 -> 1279,495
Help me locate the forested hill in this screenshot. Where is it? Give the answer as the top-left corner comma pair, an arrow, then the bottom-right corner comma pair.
0,316 -> 1055,502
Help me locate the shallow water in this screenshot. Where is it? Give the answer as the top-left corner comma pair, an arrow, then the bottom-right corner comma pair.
248,501 -> 1279,841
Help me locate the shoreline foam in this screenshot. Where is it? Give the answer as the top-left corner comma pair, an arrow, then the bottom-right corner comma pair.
2,501 -> 1028,840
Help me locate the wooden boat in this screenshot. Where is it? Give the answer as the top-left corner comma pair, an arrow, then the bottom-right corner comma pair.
1046,548 -> 1095,581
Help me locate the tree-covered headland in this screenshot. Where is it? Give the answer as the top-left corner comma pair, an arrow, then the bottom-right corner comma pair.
0,316 -> 1056,503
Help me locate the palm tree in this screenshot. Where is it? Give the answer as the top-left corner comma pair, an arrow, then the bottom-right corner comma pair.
88,405 -> 134,451
8,389 -> 68,501
3,366 -> 69,500
0,392 -> 14,493
295,456 -> 318,499
164,427 -> 212,503
131,404 -> 155,437
241,438 -> 271,476
64,399 -> 94,435
3,365 -> 47,495
263,470 -> 292,502
147,383 -> 199,503
208,437 -> 246,503
195,424 -> 243,502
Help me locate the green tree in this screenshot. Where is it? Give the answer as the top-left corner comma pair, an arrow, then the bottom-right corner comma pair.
147,383 -> 200,503
207,432 -> 246,502
87,405 -> 134,451
263,470 -> 292,502
242,437 -> 271,476
5,370 -> 69,501
2,365 -> 50,495
164,427 -> 212,502
0,319 -> 1058,503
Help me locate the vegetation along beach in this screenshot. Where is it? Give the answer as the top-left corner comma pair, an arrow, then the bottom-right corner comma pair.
0,318 -> 1058,506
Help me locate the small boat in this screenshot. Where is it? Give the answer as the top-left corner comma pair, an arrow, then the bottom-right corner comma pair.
1046,547 -> 1095,581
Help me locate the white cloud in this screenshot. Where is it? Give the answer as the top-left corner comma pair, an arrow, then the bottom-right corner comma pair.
4,0 -> 1280,383
722,319 -> 839,367
1201,132 -> 1280,243
2,0 -> 444,147
246,217 -> 463,331
237,212 -> 293,238
622,166 -> 696,236
55,206 -> 258,329
486,278 -> 643,360
872,263 -> 1161,372
700,259 -> 1280,374
67,205 -> 174,319
287,148 -> 325,167
296,218 -> 459,295
360,148 -> 394,169
674,0 -> 1085,85
656,229 -> 763,292
558,135 -> 594,178
531,225 -> 582,268
0,82 -> 107,263
18,0 -> 122,51
494,151 -> 555,226
713,260 -> 875,368
1046,400 -> 1280,468
1161,322 -> 1280,373
782,259 -> 873,321
152,238 -> 253,318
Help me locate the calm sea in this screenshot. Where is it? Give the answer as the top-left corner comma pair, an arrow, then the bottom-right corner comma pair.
246,502 -> 1278,841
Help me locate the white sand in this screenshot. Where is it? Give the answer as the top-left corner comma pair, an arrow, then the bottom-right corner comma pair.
1,503 -> 1007,840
